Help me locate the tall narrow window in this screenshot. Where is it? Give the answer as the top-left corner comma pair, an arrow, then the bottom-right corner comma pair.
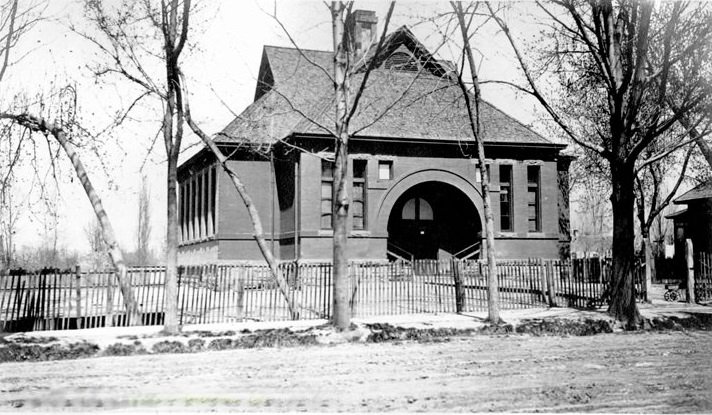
188,178 -> 195,241
353,160 -> 367,230
210,166 -> 217,236
321,160 -> 334,229
179,182 -> 185,242
527,165 -> 541,232
197,173 -> 204,238
499,165 -> 513,231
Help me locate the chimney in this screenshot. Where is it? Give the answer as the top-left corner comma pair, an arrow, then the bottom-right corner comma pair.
346,10 -> 378,59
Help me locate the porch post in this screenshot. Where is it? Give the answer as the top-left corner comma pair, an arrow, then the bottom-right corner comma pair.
686,239 -> 695,303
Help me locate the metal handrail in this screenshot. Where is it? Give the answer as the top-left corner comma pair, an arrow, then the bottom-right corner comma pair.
454,241 -> 481,259
387,241 -> 414,262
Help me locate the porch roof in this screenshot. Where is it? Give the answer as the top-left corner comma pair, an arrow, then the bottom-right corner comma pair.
674,182 -> 712,204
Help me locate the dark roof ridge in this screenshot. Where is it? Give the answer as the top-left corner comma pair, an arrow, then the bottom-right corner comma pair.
263,44 -> 332,54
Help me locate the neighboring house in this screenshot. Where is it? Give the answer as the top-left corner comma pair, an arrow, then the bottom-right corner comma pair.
177,11 -> 571,264
668,181 -> 712,274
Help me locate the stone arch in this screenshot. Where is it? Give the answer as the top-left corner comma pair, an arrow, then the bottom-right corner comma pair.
375,169 -> 485,233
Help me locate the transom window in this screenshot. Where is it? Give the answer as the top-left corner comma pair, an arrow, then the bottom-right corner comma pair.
402,197 -> 433,221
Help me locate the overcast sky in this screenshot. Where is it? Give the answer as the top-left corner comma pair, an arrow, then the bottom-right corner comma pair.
6,0 -> 549,255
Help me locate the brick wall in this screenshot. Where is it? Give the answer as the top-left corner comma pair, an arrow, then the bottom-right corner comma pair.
179,141 -> 566,262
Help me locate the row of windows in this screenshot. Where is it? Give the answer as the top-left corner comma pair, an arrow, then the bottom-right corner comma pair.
321,159 -> 394,230
499,164 -> 541,233
179,166 -> 217,243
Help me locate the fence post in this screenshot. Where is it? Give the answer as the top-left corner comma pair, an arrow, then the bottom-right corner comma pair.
547,261 -> 557,307
452,258 -> 464,313
106,271 -> 115,327
686,239 -> 695,304
538,259 -> 548,305
75,265 -> 82,329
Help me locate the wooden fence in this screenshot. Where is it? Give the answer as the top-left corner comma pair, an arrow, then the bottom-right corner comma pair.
0,258 -> 646,332
696,252 -> 712,302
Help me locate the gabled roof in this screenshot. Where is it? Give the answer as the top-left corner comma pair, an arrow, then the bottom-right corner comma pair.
674,181 -> 712,204
218,26 -> 555,148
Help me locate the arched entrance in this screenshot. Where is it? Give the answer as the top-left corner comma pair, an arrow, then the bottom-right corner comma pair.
387,181 -> 482,260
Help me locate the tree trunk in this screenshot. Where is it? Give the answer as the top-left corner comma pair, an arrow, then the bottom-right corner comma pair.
184,110 -> 300,318
643,232 -> 653,303
60,134 -> 142,325
331,1 -> 351,329
0,114 -> 142,325
608,161 -> 641,328
163,155 -> 179,333
453,2 -> 500,323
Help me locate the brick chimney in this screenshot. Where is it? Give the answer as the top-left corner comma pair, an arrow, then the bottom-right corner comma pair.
346,10 -> 378,60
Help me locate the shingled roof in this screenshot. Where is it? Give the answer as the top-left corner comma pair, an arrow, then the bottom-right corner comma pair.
219,26 -> 554,147
674,181 -> 712,204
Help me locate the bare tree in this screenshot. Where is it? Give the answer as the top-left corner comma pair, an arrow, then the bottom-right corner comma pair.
78,0 -> 192,333
135,176 -> 152,266
81,0 -> 307,323
0,0 -> 141,323
486,0 -> 712,327
0,126 -> 25,270
450,1 -> 501,323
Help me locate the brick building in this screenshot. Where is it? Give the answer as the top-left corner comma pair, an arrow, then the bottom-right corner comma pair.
177,12 -> 571,264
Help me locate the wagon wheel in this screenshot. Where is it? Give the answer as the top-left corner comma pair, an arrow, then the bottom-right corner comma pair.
664,290 -> 679,302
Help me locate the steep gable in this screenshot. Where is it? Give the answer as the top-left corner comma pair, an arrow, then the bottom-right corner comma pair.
358,26 -> 453,78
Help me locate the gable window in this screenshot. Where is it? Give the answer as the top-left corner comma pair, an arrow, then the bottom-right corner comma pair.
499,165 -> 513,231
378,160 -> 393,180
402,197 -> 433,221
384,51 -> 419,72
321,160 -> 334,230
352,160 -> 367,230
527,165 -> 541,232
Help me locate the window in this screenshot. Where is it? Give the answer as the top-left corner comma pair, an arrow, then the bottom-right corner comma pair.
527,165 -> 541,232
179,182 -> 186,242
378,160 -> 393,180
352,160 -> 367,230
499,165 -> 513,231
321,160 -> 334,229
179,165 -> 217,242
402,198 -> 433,221
384,51 -> 419,72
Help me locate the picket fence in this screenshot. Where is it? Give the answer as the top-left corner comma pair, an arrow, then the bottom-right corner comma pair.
0,258 -> 645,332
696,252 -> 712,302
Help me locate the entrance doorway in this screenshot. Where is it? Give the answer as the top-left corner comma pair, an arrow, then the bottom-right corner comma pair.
386,181 -> 482,260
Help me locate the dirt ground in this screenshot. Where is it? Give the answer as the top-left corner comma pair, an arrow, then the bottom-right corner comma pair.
1,330 -> 711,412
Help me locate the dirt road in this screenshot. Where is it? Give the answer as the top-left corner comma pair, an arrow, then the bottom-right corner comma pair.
1,331 -> 711,412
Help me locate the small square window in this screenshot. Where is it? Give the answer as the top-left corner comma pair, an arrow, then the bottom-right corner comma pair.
378,160 -> 393,180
